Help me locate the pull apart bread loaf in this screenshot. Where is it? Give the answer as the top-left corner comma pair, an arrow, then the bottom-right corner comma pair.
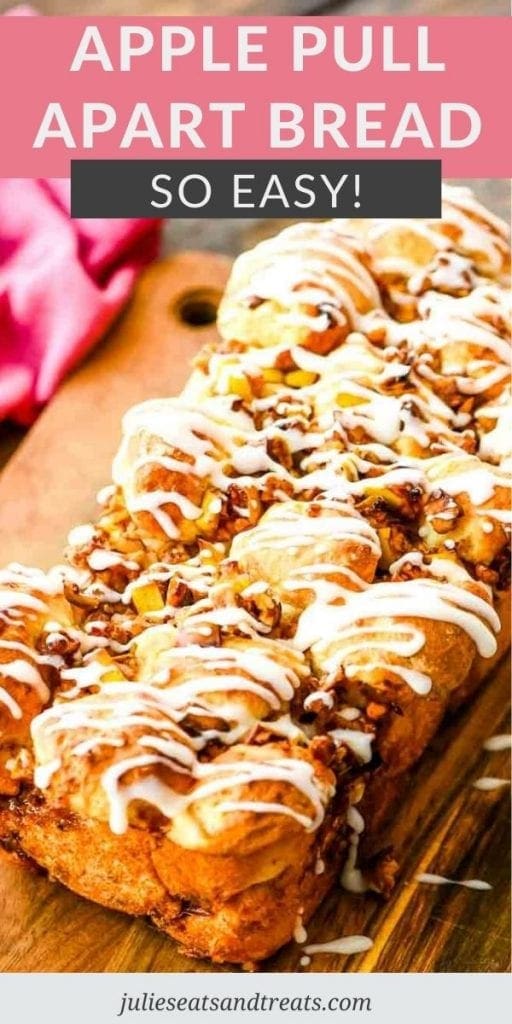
0,185 -> 510,966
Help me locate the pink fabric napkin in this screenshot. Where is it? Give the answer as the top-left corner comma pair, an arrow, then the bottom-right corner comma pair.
0,179 -> 161,425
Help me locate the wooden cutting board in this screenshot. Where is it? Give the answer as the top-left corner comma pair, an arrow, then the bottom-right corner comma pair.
0,253 -> 509,974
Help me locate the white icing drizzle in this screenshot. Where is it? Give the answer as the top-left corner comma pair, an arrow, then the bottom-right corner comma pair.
231,500 -> 381,559
0,589 -> 47,618
439,185 -> 509,274
67,523 -> 96,547
0,567 -> 64,725
101,754 -> 331,836
177,603 -> 271,637
0,565 -> 63,612
221,220 -> 380,338
317,377 -> 460,451
0,638 -> 55,665
478,508 -> 511,525
346,660 -> 432,696
145,641 -> 303,707
296,579 -> 500,695
241,581 -> 269,598
304,935 -> 373,956
391,287 -> 511,364
341,805 -> 367,894
112,396 -> 331,539
113,399 -> 246,537
473,776 -> 510,791
0,659 -> 48,700
106,304 -> 509,557
328,729 -> 374,764
477,392 -> 512,463
303,691 -> 334,712
31,624 -> 334,836
339,706 -> 361,721
87,549 -> 139,572
483,734 -> 512,752
122,558 -> 216,606
368,187 -> 508,286
0,688 -> 23,720
416,873 -> 492,891
96,484 -> 116,506
425,458 -> 510,508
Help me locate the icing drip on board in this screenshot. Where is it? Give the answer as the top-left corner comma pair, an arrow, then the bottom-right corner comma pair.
304,935 -> 373,956
483,734 -> 512,752
416,873 -> 492,890
473,777 -> 510,791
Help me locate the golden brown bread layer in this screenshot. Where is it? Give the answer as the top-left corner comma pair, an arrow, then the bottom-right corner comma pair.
216,220 -> 381,353
0,186 -> 510,966
0,761 -> 349,964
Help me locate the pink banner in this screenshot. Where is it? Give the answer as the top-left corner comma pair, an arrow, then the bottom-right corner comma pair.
0,16 -> 510,177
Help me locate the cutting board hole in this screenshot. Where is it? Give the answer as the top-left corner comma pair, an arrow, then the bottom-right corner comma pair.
176,289 -> 220,328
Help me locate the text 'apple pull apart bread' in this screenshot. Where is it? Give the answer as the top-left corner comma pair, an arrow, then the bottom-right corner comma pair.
0,185 -> 510,966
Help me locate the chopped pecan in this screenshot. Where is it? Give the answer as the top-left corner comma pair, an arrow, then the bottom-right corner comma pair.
391,559 -> 426,582
63,582 -> 100,609
260,474 -> 294,505
167,578 -> 194,608
474,563 -> 499,587
316,301 -> 340,327
239,590 -> 281,632
311,733 -> 337,766
275,349 -> 296,373
266,434 -> 293,472
491,547 -> 511,592
221,484 -> 261,536
245,294 -> 265,309
366,701 -> 388,721
39,630 -> 80,659
366,846 -> 399,897
308,503 -> 323,519
378,525 -> 410,568
424,488 -> 461,533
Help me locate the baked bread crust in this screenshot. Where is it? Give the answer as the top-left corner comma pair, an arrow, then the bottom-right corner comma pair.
0,185 -> 510,965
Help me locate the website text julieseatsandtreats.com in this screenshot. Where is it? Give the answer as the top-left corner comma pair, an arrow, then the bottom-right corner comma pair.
116,991 -> 373,1016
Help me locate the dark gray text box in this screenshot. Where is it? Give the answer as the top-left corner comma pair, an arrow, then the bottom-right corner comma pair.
71,159 -> 441,219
